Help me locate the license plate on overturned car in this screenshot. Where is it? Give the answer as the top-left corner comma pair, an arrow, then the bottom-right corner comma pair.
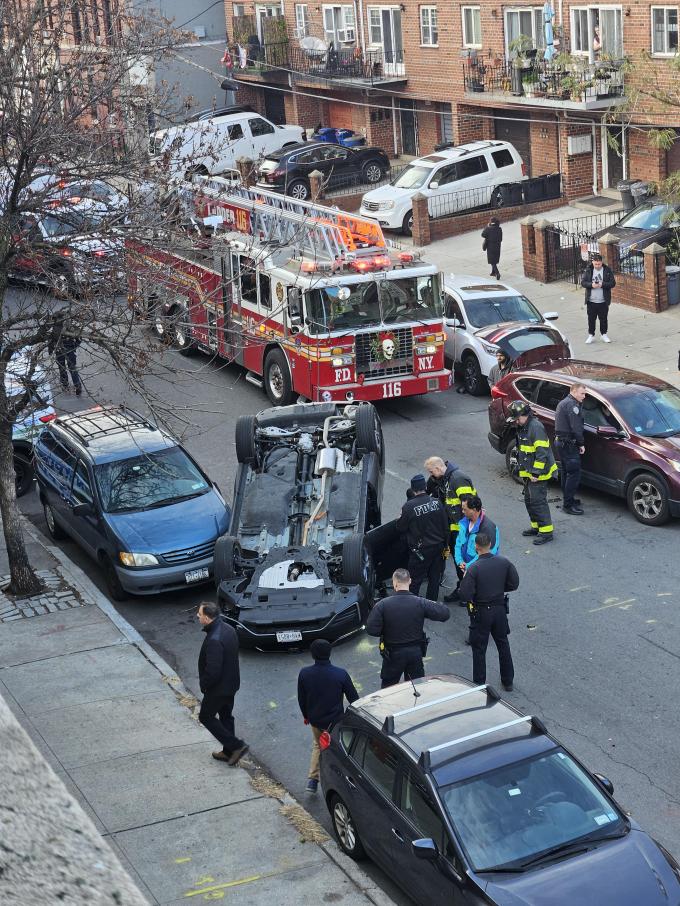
276,630 -> 303,643
185,567 -> 209,583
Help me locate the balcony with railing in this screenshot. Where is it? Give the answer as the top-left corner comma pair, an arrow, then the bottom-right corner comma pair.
288,43 -> 405,86
462,52 -> 625,110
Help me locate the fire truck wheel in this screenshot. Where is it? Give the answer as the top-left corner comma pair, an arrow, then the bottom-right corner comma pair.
355,404 -> 383,458
214,535 -> 238,582
401,211 -> 413,236
235,415 -> 257,464
264,349 -> 293,406
173,306 -> 197,356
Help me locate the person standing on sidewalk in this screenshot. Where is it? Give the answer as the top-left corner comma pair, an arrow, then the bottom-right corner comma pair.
48,310 -> 82,395
555,383 -> 587,515
197,602 -> 249,765
297,639 -> 359,794
481,217 -> 503,280
507,400 -> 557,545
582,253 -> 615,344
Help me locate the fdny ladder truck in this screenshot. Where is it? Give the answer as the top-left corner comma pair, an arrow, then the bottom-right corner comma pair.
127,177 -> 451,406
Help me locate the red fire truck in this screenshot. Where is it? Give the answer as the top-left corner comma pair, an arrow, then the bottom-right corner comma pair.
127,177 -> 451,406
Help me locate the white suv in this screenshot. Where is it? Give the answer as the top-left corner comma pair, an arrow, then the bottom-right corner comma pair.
360,140 -> 525,235
443,274 -> 570,396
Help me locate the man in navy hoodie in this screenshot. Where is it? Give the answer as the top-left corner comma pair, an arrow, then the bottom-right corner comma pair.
297,639 -> 359,793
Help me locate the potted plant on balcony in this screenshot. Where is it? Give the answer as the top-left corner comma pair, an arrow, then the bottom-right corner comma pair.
561,74 -> 584,102
509,34 -> 533,95
522,71 -> 539,98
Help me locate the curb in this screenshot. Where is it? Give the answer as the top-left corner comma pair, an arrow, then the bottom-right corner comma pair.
21,516 -> 390,905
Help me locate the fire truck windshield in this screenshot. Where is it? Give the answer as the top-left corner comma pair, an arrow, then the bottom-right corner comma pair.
306,274 -> 441,334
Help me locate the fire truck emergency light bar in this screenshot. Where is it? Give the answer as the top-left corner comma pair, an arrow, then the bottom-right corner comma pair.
191,175 -> 388,265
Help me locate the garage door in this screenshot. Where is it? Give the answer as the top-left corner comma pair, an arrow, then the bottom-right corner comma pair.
328,101 -> 354,130
494,110 -> 532,175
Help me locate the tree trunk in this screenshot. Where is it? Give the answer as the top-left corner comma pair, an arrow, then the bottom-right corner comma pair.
0,425 -> 43,597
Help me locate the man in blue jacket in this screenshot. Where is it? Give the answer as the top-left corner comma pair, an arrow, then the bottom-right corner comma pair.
450,495 -> 499,604
298,639 -> 359,794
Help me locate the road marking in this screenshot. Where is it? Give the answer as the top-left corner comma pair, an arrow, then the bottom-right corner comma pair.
175,857 -> 192,864
184,875 -> 261,898
569,586 -> 590,592
386,468 -> 408,483
589,598 -> 636,613
657,593 -> 673,597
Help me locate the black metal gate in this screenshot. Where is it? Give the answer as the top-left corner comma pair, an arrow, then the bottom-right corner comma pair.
545,211 -> 624,284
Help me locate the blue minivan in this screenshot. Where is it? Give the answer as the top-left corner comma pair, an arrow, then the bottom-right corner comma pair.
34,406 -> 230,600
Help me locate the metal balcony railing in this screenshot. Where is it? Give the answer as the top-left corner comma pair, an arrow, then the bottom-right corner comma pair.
288,44 -> 404,84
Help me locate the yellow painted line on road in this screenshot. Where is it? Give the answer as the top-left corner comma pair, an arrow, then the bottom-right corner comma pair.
184,875 -> 262,897
589,598 -> 636,613
175,857 -> 192,864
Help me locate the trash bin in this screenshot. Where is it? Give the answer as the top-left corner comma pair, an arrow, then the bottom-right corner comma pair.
523,176 -> 547,203
631,181 -> 651,207
616,179 -> 638,212
544,173 -> 562,200
498,182 -> 523,206
666,265 -> 680,306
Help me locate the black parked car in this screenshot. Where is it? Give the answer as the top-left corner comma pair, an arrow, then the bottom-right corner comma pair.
214,402 -> 385,649
320,674 -> 680,906
256,141 -> 390,200
592,200 -> 680,262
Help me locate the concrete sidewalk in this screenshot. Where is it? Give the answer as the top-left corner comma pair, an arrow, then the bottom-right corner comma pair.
0,521 -> 390,906
409,204 -> 680,387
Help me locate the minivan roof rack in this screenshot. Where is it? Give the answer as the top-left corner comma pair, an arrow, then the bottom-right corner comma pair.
57,406 -> 156,447
419,715 -> 547,771
382,684 -> 497,735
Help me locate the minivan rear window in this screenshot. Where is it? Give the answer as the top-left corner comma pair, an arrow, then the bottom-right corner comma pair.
492,148 -> 514,168
95,446 -> 210,513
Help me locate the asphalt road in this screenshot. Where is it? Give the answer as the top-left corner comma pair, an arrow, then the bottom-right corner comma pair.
19,312 -> 680,899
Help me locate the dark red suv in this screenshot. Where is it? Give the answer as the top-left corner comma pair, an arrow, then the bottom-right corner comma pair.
488,359 -> 680,526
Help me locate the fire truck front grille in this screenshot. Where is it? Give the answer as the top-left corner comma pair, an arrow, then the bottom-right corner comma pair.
355,328 -> 413,380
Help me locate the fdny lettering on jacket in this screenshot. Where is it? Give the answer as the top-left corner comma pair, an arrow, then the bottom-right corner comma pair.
412,499 -> 442,517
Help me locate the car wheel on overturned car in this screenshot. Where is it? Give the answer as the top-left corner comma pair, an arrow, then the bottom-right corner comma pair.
235,414 -> 257,464
330,794 -> 366,860
626,472 -> 670,526
214,535 -> 238,583
342,534 -> 373,591
355,403 -> 383,459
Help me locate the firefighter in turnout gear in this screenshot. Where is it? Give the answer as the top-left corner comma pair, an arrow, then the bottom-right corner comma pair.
507,400 -> 557,545
424,456 -> 476,602
396,474 -> 449,600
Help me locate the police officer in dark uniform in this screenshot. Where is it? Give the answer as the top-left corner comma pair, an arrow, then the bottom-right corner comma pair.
458,533 -> 519,691
396,474 -> 449,600
366,567 -> 450,687
554,383 -> 587,515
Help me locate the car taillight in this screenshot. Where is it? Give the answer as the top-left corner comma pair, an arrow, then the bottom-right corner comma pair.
521,162 -> 527,177
91,249 -> 108,258
319,730 -> 332,751
491,385 -> 508,399
39,413 -> 57,423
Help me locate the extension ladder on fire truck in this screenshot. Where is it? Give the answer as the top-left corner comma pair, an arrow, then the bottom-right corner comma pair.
191,174 -> 387,265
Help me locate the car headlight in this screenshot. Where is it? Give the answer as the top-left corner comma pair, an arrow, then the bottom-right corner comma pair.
119,552 -> 159,567
332,355 -> 353,367
415,344 -> 437,355
376,201 -> 394,211
481,342 -> 498,355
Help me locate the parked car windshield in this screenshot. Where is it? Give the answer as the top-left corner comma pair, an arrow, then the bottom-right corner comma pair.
42,209 -> 107,237
440,749 -> 626,872
463,294 -> 542,328
95,446 -> 210,513
391,165 -> 432,190
306,275 -> 441,333
614,387 -> 680,437
617,203 -> 676,231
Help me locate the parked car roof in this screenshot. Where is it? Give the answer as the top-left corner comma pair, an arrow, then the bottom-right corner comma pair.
513,358 -> 672,395
411,140 -> 515,168
263,141 -> 385,160
445,274 -> 528,299
48,406 -> 174,462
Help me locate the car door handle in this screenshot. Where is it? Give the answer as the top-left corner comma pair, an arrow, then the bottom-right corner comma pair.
391,827 -> 405,843
344,775 -> 357,790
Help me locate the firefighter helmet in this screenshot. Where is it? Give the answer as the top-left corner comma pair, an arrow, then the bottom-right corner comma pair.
507,400 -> 532,419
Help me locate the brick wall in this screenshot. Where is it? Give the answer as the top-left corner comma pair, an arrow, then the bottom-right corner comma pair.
530,115 -> 560,177
628,128 -> 666,184
425,196 -> 566,244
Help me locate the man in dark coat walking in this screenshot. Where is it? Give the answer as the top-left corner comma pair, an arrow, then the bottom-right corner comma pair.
48,311 -> 82,395
481,217 -> 503,279
297,639 -> 359,793
197,602 -> 249,765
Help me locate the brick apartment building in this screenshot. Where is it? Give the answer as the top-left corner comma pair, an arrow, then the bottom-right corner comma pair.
224,0 -> 680,200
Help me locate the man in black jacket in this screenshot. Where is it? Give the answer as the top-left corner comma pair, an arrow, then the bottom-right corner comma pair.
48,311 -> 82,395
297,639 -> 358,793
555,383 -> 587,515
581,253 -> 616,344
366,567 -> 450,687
197,602 -> 248,765
397,474 -> 450,600
458,534 -> 519,691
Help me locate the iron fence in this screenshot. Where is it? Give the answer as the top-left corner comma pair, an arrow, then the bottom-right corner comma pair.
325,164 -> 407,198
545,210 -> 625,284
462,56 -> 625,102
427,173 -> 561,220
617,250 -> 645,279
288,45 -> 394,85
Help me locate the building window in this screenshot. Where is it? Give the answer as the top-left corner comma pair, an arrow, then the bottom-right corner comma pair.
505,7 -> 545,56
295,3 -> 309,37
233,3 -> 246,15
651,6 -> 679,54
368,7 -> 382,43
420,6 -> 438,45
570,7 -> 623,57
462,6 -> 482,47
324,5 -> 356,45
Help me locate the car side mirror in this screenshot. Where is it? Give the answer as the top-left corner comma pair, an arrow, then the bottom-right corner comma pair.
412,838 -> 439,862
542,311 -> 559,320
596,425 -> 620,438
593,773 -> 614,795
429,181 -> 439,189
71,502 -> 94,517
446,317 -> 464,329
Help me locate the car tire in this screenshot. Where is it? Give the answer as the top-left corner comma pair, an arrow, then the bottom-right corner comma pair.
355,404 -> 383,458
342,534 -> 373,591
362,161 -> 384,184
14,454 -> 34,498
491,186 -> 505,208
173,306 -> 197,356
462,354 -> 486,396
505,438 -> 523,486
264,349 -> 294,406
401,210 -> 413,236
214,535 -> 238,582
626,472 -> 670,526
101,554 -> 127,602
43,502 -> 67,540
235,414 -> 257,464
329,794 -> 366,861
288,180 -> 310,201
